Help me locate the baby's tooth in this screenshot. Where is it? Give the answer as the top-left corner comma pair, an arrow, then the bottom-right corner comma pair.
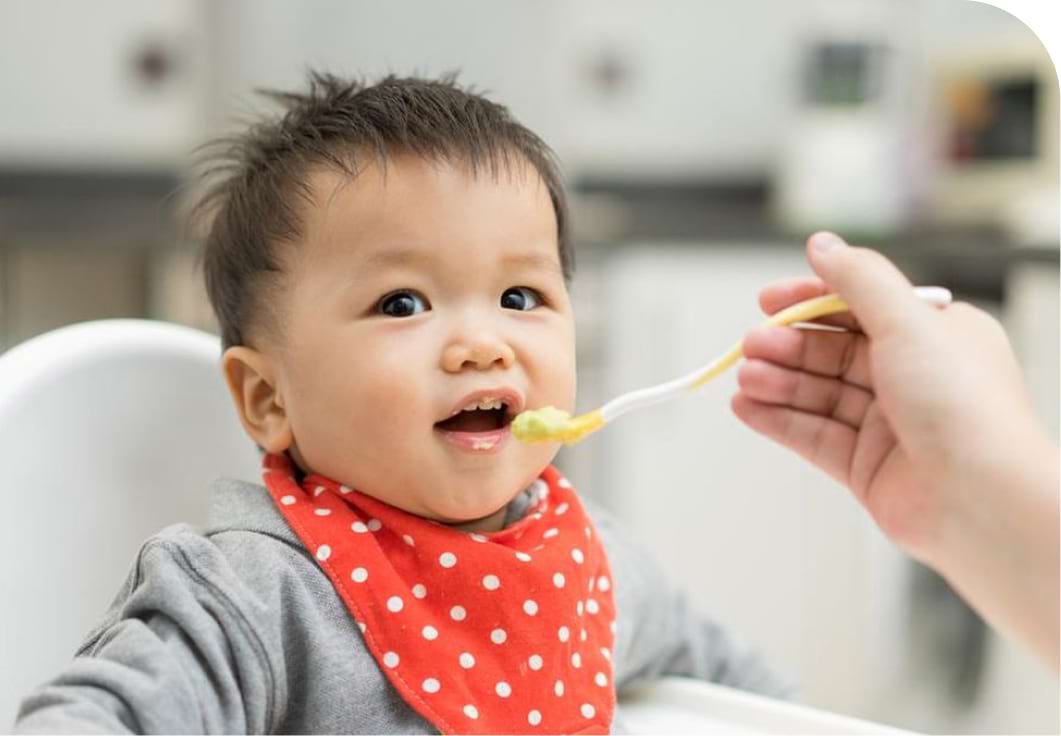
460,396 -> 508,412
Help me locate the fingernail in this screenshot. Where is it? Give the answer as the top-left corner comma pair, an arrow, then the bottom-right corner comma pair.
811,232 -> 845,252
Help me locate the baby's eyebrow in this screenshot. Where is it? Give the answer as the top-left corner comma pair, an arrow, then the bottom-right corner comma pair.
355,247 -> 432,272
356,247 -> 562,276
502,251 -> 564,276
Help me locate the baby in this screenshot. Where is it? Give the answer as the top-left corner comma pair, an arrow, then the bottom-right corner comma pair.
15,72 -> 788,734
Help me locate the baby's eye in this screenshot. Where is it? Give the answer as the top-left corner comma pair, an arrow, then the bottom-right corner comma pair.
500,286 -> 542,311
378,290 -> 429,317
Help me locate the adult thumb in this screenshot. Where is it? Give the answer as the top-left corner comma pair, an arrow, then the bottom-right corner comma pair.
806,231 -> 925,338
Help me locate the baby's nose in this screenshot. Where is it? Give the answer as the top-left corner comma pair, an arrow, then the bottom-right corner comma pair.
441,334 -> 516,372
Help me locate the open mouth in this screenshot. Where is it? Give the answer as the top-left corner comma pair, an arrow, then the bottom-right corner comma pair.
434,398 -> 515,434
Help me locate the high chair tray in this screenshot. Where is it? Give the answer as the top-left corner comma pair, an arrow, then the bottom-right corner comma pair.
620,676 -> 912,734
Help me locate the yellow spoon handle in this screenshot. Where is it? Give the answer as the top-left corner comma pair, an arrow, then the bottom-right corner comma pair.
689,292 -> 849,389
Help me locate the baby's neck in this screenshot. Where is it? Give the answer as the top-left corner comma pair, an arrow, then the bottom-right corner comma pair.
446,505 -> 509,533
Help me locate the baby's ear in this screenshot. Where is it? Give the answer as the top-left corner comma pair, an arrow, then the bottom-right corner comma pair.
221,346 -> 293,454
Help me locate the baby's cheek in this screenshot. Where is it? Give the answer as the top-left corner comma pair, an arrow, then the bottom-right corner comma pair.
353,377 -> 423,438
547,352 -> 578,412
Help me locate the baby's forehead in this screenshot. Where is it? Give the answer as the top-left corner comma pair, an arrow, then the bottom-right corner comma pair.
304,151 -> 544,205
305,153 -> 552,233
287,154 -> 560,275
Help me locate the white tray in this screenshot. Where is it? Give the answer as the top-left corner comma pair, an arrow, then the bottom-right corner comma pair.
620,677 -> 913,734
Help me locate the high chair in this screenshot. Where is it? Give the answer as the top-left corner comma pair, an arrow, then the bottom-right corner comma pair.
0,319 -> 260,724
0,319 -> 906,733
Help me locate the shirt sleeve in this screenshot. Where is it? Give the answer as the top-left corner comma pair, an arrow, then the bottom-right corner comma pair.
588,502 -> 796,699
14,534 -> 282,734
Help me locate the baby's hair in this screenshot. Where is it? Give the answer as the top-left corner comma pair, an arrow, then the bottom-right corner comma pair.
193,71 -> 572,349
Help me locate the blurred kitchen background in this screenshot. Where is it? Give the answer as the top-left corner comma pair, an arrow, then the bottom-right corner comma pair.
0,0 -> 1056,732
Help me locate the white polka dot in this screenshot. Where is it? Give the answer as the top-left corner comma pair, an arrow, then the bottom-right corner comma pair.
412,583 -> 427,599
312,485 -> 326,497
482,574 -> 500,590
439,552 -> 457,568
576,601 -> 584,616
580,628 -> 587,642
422,625 -> 438,640
543,527 -> 559,539
523,599 -> 539,616
469,533 -> 488,543
459,652 -> 475,669
610,620 -> 617,634
571,548 -> 584,564
595,672 -> 608,687
528,709 -> 542,726
351,567 -> 368,583
581,703 -> 596,719
450,605 -> 467,621
387,596 -> 404,612
314,508 -> 331,516
601,647 -> 611,660
280,495 -> 296,506
351,521 -> 368,533
515,551 -> 532,562
555,502 -> 569,515
495,681 -> 512,698
571,652 -> 582,668
490,628 -> 507,644
422,678 -> 440,694
463,704 -> 479,719
554,680 -> 565,697
528,654 -> 543,670
588,577 -> 596,592
532,512 -> 543,520
558,476 -> 572,488
597,576 -> 610,592
558,626 -> 570,642
367,518 -> 382,532
315,544 -> 331,561
403,534 -> 415,546
383,651 -> 399,668
357,621 -> 366,633
586,598 -> 600,615
553,572 -> 566,589
339,484 -> 352,494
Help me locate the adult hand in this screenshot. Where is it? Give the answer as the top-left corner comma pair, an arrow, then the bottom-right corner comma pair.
732,232 -> 1059,670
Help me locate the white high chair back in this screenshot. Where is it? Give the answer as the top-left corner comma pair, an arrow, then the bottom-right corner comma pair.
0,319 -> 260,724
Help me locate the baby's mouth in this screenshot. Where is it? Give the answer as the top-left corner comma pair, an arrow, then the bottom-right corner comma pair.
434,404 -> 512,433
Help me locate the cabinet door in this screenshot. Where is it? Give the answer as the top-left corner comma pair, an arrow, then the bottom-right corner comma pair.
0,0 -> 207,167
595,244 -> 910,713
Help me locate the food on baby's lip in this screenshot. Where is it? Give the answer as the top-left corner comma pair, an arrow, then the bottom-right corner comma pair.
512,406 -> 572,443
511,406 -> 604,445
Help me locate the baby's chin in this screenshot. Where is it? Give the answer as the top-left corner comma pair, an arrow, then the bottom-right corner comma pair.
419,493 -> 517,533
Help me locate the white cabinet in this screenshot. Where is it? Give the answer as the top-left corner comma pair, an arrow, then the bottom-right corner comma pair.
577,244 -> 912,719
0,0 -> 209,169
572,243 -> 1059,732
208,0 -> 562,147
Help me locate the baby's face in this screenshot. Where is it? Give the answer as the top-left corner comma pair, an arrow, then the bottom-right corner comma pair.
273,154 -> 575,530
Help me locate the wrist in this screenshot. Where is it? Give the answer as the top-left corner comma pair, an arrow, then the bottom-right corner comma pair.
920,425 -> 1058,582
914,423 -> 1057,570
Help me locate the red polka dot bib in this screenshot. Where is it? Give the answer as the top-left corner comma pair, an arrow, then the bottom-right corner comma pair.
263,453 -> 616,735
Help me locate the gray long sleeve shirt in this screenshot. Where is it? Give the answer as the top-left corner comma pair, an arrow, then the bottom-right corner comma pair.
15,476 -> 790,734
